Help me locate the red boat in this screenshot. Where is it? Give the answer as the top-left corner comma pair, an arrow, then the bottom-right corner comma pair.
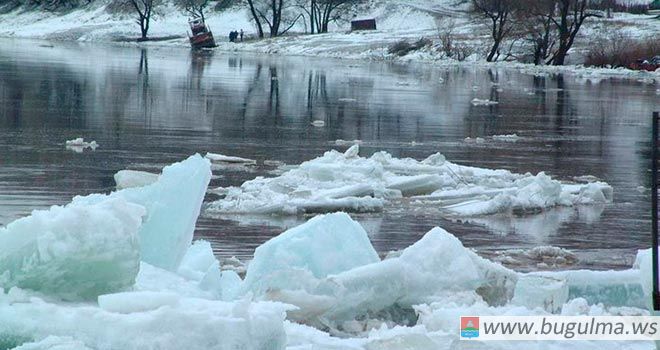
188,18 -> 216,49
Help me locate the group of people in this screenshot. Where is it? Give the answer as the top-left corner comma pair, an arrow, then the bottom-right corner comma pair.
229,29 -> 244,43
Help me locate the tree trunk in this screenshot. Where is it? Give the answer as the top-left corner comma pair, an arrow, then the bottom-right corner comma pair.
247,0 -> 264,38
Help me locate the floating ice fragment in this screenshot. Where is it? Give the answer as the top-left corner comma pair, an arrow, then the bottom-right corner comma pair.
114,170 -> 159,190
64,138 -> 98,152
0,198 -> 144,300
177,240 -> 218,282
511,275 -> 568,312
243,212 -> 380,295
207,147 -> 612,217
98,291 -> 179,314
471,98 -> 498,106
0,287 -> 291,350
11,336 -> 93,350
492,134 -> 520,142
205,152 -> 256,165
74,154 -> 212,271
311,120 -> 326,127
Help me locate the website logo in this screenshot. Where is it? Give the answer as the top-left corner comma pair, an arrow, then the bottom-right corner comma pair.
461,316 -> 480,338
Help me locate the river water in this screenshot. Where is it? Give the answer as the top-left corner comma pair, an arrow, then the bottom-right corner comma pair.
1,38 -> 658,271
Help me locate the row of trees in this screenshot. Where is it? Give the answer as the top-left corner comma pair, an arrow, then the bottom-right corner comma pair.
245,0 -> 363,38
471,0 -> 601,65
122,0 -> 363,40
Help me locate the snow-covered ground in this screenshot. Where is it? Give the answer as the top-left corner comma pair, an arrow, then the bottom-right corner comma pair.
0,0 -> 658,79
0,155 -> 656,349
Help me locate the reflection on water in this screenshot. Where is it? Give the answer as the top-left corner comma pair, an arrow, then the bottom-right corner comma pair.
0,38 -> 657,270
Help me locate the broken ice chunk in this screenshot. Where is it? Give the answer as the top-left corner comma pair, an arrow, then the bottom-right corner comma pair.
0,198 -> 144,300
98,291 -> 179,314
74,154 -> 212,272
204,152 -> 256,165
114,170 -> 159,190
64,138 -> 98,152
11,336 -> 93,350
511,275 -> 568,313
243,212 -> 380,295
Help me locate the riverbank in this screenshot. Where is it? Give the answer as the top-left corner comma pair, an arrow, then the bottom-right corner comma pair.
0,1 -> 658,81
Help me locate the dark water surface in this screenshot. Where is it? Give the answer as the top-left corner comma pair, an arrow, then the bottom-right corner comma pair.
1,39 -> 658,271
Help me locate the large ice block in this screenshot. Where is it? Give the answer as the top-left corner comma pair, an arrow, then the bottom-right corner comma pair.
243,213 -> 380,295
75,154 -> 212,271
312,227 -> 516,323
0,198 -> 144,301
0,288 -> 291,350
511,275 -> 568,312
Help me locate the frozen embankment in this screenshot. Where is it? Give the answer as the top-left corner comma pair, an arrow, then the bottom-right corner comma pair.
206,144 -> 613,217
0,154 -> 654,349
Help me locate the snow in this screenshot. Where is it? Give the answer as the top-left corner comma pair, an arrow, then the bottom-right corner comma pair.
113,170 -> 159,190
74,154 -> 212,272
0,197 -> 144,301
243,212 -> 380,296
205,153 -> 256,165
207,145 -> 613,217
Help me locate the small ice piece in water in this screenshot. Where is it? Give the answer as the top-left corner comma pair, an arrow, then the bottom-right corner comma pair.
0,198 -> 145,300
492,134 -> 520,142
511,275 -> 568,313
311,120 -> 326,127
114,170 -> 159,190
243,212 -> 380,295
65,138 -> 98,152
337,98 -> 357,103
204,152 -> 256,165
471,98 -> 498,106
334,139 -> 363,146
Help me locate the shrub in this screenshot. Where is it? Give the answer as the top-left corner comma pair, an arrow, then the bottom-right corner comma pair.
585,33 -> 660,68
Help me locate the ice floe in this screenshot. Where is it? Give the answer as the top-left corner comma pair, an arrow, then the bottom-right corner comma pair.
206,145 -> 613,218
75,155 -> 212,271
471,98 -> 499,106
0,198 -> 144,301
492,134 -> 521,142
114,170 -> 159,190
64,138 -> 98,152
204,152 -> 257,165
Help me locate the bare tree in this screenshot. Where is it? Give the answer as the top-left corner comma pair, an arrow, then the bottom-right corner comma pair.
309,0 -> 360,33
517,0 -> 556,65
126,0 -> 157,40
179,0 -> 210,21
547,0 -> 599,65
472,0 -> 515,62
246,0 -> 265,38
246,0 -> 302,37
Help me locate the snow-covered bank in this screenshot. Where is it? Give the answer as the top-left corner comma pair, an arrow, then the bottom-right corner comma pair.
0,1 -> 658,80
206,144 -> 613,217
0,155 -> 656,349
